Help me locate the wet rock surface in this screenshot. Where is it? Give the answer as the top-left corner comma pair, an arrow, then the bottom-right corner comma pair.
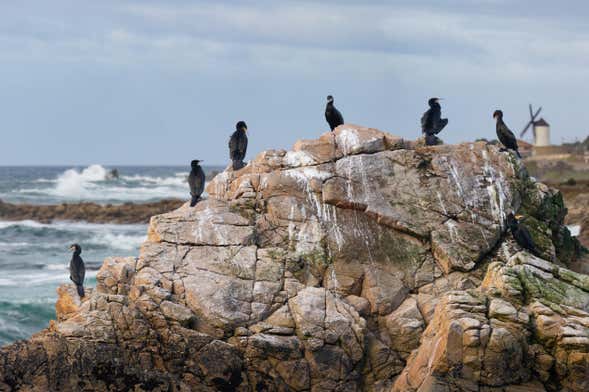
1,125 -> 587,391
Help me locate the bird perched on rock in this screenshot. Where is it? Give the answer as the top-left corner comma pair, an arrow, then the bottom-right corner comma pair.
188,160 -> 205,207
493,110 -> 521,158
68,244 -> 85,297
421,98 -> 448,146
507,213 -> 540,256
325,95 -> 344,131
229,121 -> 248,170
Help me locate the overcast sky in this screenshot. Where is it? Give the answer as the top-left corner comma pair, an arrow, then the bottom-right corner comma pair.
1,0 -> 588,165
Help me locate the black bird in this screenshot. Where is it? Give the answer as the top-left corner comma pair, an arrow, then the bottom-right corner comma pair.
68,244 -> 85,297
188,159 -> 205,207
493,110 -> 521,158
229,121 -> 248,170
421,97 -> 448,146
325,95 -> 344,131
507,213 -> 540,256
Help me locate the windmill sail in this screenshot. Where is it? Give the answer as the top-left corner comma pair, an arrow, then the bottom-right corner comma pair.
520,105 -> 542,137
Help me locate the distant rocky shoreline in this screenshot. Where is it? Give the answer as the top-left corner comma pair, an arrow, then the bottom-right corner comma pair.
0,199 -> 185,224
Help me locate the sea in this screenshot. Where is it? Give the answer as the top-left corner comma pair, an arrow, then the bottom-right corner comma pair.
0,165 -> 221,346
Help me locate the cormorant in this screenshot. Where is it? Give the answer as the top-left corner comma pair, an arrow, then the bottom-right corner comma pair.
188,159 -> 205,207
325,95 -> 344,131
493,110 -> 522,158
421,98 -> 448,146
507,213 -> 540,256
229,121 -> 248,170
68,244 -> 85,297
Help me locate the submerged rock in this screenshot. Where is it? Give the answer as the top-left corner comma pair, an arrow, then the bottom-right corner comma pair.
1,125 -> 587,391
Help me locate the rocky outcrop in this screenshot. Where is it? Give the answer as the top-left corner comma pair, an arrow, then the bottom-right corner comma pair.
394,252 -> 589,391
0,199 -> 184,224
1,125 -> 587,391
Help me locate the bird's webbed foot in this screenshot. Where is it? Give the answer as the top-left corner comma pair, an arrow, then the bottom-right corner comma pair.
190,196 -> 199,207
424,134 -> 442,146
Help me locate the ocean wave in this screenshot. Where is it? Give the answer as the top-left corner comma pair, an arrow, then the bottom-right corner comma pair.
43,263 -> 102,272
44,263 -> 67,271
0,278 -> 16,286
32,178 -> 57,183
6,165 -> 191,203
121,174 -> 187,186
0,269 -> 99,287
0,272 -> 64,286
0,241 -> 31,249
16,183 -> 187,202
0,299 -> 56,345
0,220 -> 146,232
85,232 -> 146,251
0,220 -> 46,230
0,297 -> 56,306
54,164 -> 109,198
0,221 -> 146,256
65,185 -> 188,200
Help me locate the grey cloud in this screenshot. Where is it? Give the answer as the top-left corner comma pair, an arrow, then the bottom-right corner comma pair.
0,0 -> 587,164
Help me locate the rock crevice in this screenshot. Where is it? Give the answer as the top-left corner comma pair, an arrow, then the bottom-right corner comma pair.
1,125 -> 587,391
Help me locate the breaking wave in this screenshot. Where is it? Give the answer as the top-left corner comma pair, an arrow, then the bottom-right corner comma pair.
12,165 -> 189,203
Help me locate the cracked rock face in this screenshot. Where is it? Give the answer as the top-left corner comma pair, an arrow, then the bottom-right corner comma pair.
1,125 -> 587,392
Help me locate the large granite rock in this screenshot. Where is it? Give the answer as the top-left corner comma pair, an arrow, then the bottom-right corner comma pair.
1,125 -> 587,391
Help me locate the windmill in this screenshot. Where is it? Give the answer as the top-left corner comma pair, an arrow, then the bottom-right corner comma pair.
520,104 -> 550,146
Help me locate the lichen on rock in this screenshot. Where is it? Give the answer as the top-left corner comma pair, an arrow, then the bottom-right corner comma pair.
1,125 -> 588,391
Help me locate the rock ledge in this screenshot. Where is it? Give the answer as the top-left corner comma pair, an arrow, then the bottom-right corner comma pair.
1,125 -> 587,392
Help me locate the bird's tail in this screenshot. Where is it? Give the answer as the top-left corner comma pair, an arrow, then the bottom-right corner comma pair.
76,284 -> 85,298
516,150 -> 522,158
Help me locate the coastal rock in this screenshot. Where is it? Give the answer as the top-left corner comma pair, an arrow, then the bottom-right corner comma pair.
55,285 -> 93,321
1,125 -> 587,391
0,199 -> 184,224
395,252 -> 589,392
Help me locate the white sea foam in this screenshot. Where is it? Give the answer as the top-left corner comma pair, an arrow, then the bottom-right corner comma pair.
0,241 -> 31,247
0,220 -> 145,232
54,164 -> 108,198
0,220 -> 46,229
121,174 -> 186,186
18,185 -> 187,202
0,272 -> 63,286
86,231 -> 146,250
14,165 -> 189,202
0,268 -> 100,287
0,242 -> 34,253
44,264 -> 67,271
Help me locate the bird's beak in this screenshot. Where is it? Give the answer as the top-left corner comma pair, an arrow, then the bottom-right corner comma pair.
515,214 -> 524,220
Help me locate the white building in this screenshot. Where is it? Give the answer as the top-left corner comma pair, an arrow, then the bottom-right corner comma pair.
534,118 -> 550,147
